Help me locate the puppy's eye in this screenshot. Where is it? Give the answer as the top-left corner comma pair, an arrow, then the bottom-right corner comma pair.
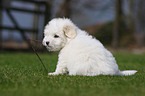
54,35 -> 59,38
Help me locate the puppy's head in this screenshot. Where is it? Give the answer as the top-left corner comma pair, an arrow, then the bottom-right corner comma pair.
43,18 -> 77,51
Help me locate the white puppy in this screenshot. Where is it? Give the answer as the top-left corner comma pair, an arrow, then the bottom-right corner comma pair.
43,18 -> 137,76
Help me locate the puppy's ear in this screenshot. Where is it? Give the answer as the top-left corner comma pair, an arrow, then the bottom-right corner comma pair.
63,25 -> 76,39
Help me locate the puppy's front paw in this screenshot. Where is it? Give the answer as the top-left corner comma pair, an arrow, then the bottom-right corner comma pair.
48,72 -> 59,75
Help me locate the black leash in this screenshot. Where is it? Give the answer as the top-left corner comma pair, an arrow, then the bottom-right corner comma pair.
29,39 -> 48,73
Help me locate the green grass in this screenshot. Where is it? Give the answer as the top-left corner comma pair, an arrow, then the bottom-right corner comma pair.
0,52 -> 145,96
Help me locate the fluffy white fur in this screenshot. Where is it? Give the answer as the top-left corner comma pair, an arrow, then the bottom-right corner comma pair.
42,18 -> 137,76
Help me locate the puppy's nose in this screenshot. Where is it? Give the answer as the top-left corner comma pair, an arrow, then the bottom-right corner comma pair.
46,41 -> 49,46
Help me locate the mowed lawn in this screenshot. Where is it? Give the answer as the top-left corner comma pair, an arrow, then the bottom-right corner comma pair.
0,52 -> 145,96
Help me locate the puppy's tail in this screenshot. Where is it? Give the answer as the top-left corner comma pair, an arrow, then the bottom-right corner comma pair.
117,70 -> 137,76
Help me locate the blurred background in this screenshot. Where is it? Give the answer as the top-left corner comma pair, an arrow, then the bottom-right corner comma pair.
0,0 -> 145,52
